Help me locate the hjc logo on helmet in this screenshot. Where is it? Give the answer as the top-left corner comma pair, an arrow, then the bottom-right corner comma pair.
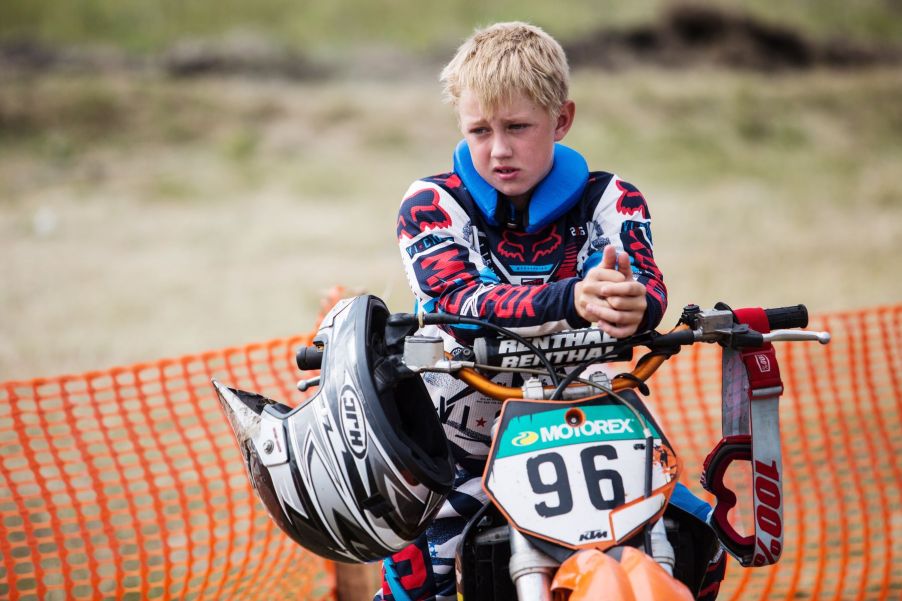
340,384 -> 368,459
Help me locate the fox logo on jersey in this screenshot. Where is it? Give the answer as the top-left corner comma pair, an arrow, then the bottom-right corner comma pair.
614,180 -> 650,219
496,226 -> 563,262
397,188 -> 453,239
497,230 -> 527,261
531,225 -> 562,259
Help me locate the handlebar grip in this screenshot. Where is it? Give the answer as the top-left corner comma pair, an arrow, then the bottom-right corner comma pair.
650,329 -> 695,348
764,305 -> 808,330
296,346 -> 323,371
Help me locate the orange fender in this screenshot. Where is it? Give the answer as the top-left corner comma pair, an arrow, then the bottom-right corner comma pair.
551,550 -> 636,601
551,548 -> 694,601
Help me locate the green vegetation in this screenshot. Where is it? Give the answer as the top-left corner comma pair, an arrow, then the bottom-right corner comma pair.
1,0 -> 901,53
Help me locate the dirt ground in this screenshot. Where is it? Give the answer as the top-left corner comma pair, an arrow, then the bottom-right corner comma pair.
1,67 -> 900,382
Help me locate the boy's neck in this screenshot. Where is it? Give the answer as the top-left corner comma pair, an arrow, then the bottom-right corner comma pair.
498,193 -> 532,229
504,191 -> 533,212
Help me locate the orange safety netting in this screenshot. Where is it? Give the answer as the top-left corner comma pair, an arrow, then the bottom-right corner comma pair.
1,303 -> 900,600
0,330 -> 336,600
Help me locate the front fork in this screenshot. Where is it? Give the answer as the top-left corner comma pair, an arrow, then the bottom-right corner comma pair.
508,527 -> 558,601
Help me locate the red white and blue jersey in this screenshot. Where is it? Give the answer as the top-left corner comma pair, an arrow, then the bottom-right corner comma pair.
396,146 -> 666,469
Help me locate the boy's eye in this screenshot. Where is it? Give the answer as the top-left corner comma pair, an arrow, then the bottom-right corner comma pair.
509,123 -> 529,131
469,127 -> 489,135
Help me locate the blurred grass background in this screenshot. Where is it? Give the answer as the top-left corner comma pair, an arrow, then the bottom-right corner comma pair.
3,0 -> 902,52
1,1 -> 900,380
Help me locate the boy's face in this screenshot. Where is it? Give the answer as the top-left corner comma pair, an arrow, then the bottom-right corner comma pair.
458,89 -> 575,205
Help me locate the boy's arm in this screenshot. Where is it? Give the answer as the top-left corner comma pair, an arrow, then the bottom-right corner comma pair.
398,181 -> 585,346
625,224 -> 667,332
579,177 -> 667,334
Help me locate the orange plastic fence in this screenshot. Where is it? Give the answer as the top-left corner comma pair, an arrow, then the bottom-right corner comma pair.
1,303 -> 900,601
0,335 -> 335,601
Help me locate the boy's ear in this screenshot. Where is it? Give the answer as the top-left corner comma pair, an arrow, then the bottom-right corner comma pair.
553,100 -> 576,141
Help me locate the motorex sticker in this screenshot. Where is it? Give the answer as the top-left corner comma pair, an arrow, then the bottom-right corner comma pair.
496,404 -> 657,459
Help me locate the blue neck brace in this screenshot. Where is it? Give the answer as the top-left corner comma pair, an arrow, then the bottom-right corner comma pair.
453,139 -> 589,233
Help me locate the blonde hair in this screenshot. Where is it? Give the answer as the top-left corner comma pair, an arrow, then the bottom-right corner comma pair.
440,22 -> 570,117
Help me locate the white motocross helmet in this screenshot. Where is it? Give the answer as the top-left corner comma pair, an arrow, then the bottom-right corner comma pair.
214,295 -> 454,562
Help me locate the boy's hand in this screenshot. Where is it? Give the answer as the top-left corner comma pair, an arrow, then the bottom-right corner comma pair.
574,245 -> 647,338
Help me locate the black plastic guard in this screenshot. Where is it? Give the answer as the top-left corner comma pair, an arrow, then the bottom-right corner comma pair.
454,502 -> 516,601
664,503 -> 723,598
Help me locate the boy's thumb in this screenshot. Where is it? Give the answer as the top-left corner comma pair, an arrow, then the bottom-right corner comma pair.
618,251 -> 634,279
599,244 -> 616,270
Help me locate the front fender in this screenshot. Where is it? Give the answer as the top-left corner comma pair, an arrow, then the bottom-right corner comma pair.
551,547 -> 693,601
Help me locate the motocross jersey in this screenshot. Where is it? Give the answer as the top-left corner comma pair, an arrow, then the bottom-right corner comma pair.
397,142 -> 666,471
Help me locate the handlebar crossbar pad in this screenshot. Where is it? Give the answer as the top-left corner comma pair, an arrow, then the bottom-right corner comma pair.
474,327 -> 630,369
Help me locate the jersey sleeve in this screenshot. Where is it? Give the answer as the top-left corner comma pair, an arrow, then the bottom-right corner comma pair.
581,177 -> 667,331
397,180 -> 587,346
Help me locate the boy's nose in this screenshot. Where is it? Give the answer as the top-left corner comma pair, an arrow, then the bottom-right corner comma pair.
490,135 -> 513,159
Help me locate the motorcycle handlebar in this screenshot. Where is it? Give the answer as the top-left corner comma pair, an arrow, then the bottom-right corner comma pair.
650,304 -> 811,350
648,329 -> 696,348
304,302 -> 817,401
449,302 -> 814,401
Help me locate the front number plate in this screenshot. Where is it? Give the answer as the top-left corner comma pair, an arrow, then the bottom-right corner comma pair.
483,397 -> 680,550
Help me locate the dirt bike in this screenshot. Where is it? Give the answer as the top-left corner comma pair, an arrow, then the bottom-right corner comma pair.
216,296 -> 830,600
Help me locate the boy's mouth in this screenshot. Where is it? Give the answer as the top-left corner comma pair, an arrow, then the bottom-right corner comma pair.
494,166 -> 520,179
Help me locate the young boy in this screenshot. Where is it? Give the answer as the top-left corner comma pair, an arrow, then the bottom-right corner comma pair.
382,22 -> 721,601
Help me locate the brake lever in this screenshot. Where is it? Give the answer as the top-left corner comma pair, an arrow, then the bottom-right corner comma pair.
763,330 -> 831,344
297,376 -> 320,391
